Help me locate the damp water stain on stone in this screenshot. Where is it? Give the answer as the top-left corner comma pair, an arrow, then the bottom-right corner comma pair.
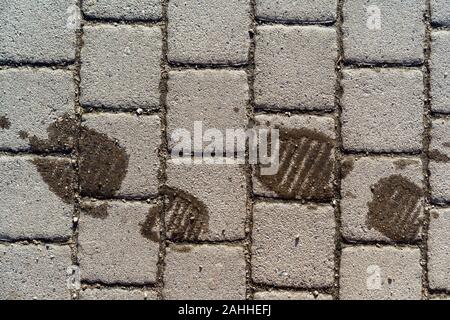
256,127 -> 335,200
164,187 -> 209,242
81,203 -> 109,220
18,130 -> 28,140
429,149 -> 450,163
393,159 -> 419,170
27,114 -> 130,200
31,157 -> 75,204
367,175 -> 423,241
170,245 -> 193,253
0,115 -> 11,130
139,205 -> 161,243
341,157 -> 355,179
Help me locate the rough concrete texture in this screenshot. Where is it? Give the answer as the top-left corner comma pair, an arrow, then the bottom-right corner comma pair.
429,209 -> 450,290
256,0 -> 337,23
340,246 -> 422,300
83,0 -> 162,21
341,69 -> 424,152
252,201 -> 335,288
0,69 -> 75,151
0,0 -> 77,63
252,114 -> 336,201
0,244 -> 72,300
164,244 -> 246,300
431,31 -> 450,113
254,290 -> 332,300
0,156 -> 73,240
78,201 -> 160,284
82,113 -> 160,198
167,70 -> 248,152
342,0 -> 425,64
431,0 -> 450,26
255,25 -> 336,111
430,118 -> 450,204
79,288 -> 158,300
167,0 -> 250,65
341,156 -> 424,243
80,25 -> 161,109
166,161 -> 247,241
2,0 -> 449,301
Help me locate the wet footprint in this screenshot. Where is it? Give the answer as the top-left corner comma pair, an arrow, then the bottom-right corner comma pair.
367,175 -> 423,241
256,127 -> 335,200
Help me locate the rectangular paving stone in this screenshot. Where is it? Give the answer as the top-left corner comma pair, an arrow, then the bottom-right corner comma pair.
252,114 -> 336,201
0,0 -> 77,63
342,69 -> 424,152
431,0 -> 450,26
165,161 -> 246,241
429,208 -> 450,290
340,246 -> 422,300
0,156 -> 73,240
430,118 -> 450,204
341,156 -> 424,243
252,201 -> 335,288
81,113 -> 160,198
79,288 -> 157,300
80,25 -> 161,110
0,69 -> 75,151
254,290 -> 332,300
342,0 -> 425,64
167,0 -> 250,65
167,70 -> 248,153
164,244 -> 246,300
254,25 -> 336,111
83,0 -> 162,21
431,31 -> 450,113
256,0 -> 337,23
78,201 -> 160,284
0,244 -> 72,300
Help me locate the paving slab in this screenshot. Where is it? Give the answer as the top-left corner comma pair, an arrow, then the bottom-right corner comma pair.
254,290 -> 332,300
78,201 -> 160,284
166,161 -> 247,241
252,201 -> 335,288
252,114 -> 336,201
80,25 -> 162,110
0,69 -> 75,151
167,69 -> 248,153
340,246 -> 422,300
0,156 -> 74,240
428,208 -> 450,291
342,0 -> 425,64
430,118 -> 450,204
341,68 -> 424,153
164,244 -> 246,300
167,0 -> 250,65
83,0 -> 162,21
431,0 -> 450,26
341,156 -> 424,243
0,0 -> 77,63
431,31 -> 450,114
81,113 -> 160,198
254,25 -> 336,111
256,0 -> 337,23
79,288 -> 158,300
0,244 -> 72,300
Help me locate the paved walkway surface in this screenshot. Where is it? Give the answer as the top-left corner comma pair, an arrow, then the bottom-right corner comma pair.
1,0 -> 450,300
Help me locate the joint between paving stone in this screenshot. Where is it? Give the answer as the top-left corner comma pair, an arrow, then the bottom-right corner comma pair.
245,0 -> 257,301
421,0 -> 434,300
